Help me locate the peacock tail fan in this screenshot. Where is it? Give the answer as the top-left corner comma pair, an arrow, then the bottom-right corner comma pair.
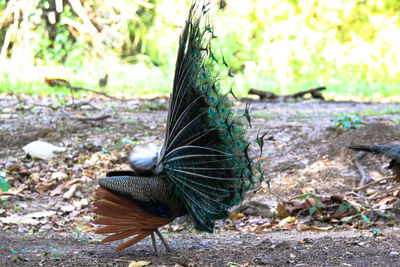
157,1 -> 263,233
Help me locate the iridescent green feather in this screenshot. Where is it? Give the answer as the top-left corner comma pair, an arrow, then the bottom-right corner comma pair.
158,1 -> 260,232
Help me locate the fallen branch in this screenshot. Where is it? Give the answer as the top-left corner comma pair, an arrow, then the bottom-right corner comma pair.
73,85 -> 119,100
352,151 -> 377,199
64,101 -> 99,110
249,86 -> 326,101
352,175 -> 394,191
61,102 -> 110,122
43,79 -> 114,121
44,77 -> 118,100
32,103 -> 59,111
367,186 -> 400,201
290,87 -> 326,100
248,89 -> 279,100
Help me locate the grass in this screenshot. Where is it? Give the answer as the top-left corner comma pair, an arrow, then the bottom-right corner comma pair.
330,108 -> 400,119
254,107 -> 400,120
2,59 -> 400,101
254,113 -> 276,120
0,58 -> 172,97
2,1 -> 400,101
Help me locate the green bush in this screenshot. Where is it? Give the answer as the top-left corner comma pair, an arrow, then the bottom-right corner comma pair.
0,0 -> 399,99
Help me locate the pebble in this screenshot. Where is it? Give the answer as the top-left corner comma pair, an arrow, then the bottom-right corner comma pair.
255,256 -> 275,265
272,240 -> 291,250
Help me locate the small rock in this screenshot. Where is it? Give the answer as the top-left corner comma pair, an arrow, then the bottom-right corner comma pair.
272,241 -> 291,250
233,201 -> 272,217
255,256 -> 275,265
51,171 -> 68,180
23,141 -> 66,160
60,204 -> 75,212
391,200 -> 400,219
1,113 -> 11,119
301,238 -> 313,244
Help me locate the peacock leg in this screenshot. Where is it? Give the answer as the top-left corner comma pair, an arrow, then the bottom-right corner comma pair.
155,229 -> 171,252
151,232 -> 158,255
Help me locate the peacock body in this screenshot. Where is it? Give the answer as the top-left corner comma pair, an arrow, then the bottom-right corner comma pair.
348,144 -> 400,160
93,0 -> 262,252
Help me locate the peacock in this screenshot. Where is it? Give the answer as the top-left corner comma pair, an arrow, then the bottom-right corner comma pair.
349,144 -> 400,183
92,0 -> 263,253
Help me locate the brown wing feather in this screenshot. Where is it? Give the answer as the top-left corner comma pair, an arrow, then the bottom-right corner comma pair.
93,187 -> 171,251
115,231 -> 153,251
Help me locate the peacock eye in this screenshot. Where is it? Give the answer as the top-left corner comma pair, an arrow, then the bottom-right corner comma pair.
201,86 -> 206,92
202,72 -> 206,78
195,64 -> 198,69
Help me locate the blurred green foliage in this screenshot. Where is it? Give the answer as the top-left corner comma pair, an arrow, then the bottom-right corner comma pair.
0,172 -> 10,192
332,115 -> 365,129
0,0 -> 399,100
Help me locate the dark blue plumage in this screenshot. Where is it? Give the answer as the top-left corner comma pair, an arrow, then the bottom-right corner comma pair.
348,144 -> 400,160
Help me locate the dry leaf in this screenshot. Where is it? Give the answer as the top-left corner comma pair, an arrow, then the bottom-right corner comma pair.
301,186 -> 315,194
253,222 -> 272,232
128,261 -> 151,267
74,113 -> 88,119
0,215 -> 39,225
51,171 -> 68,180
28,211 -> 57,218
29,173 -> 41,182
170,224 -> 184,232
278,216 -> 296,227
276,203 -> 290,218
6,164 -> 20,172
50,184 -> 65,196
35,180 -> 56,193
311,226 -> 333,231
65,178 -> 83,189
83,169 -> 93,178
230,213 -> 244,220
63,184 -> 78,199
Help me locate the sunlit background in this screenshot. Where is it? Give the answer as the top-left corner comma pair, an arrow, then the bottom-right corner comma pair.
0,0 -> 399,101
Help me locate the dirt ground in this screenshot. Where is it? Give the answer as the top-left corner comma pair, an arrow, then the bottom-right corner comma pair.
1,227 -> 400,266
1,95 -> 400,266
